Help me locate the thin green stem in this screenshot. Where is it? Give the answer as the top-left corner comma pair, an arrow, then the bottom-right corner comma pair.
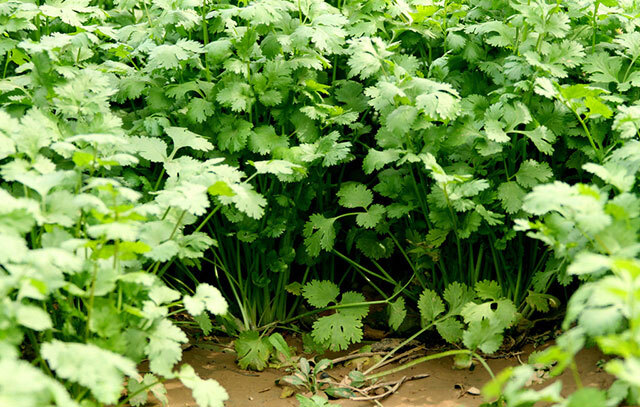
332,249 -> 394,285
194,204 -> 222,233
116,379 -> 165,407
201,0 -> 212,81
591,1 -> 600,53
363,316 -> 448,375
84,262 -> 99,341
366,349 -> 495,381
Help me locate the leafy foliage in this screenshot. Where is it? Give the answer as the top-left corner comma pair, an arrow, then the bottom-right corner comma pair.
486,141 -> 640,405
301,281 -> 368,351
416,282 -> 517,354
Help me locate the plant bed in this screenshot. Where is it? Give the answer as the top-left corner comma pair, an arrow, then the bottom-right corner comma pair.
146,339 -> 614,407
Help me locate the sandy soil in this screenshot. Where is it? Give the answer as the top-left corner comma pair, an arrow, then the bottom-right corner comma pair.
152,340 -> 613,407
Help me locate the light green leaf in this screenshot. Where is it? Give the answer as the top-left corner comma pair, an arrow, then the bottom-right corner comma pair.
385,105 -> 418,135
128,374 -> 168,407
179,365 -> 228,407
183,284 -> 228,316
462,319 -> 503,354
219,183 -> 267,219
363,148 -> 401,174
145,319 -> 188,376
442,282 -> 475,315
302,280 -> 339,308
497,181 -> 525,214
339,291 -> 368,319
166,127 -> 213,154
436,318 -> 464,343
355,204 -> 386,228
252,160 -> 304,176
613,105 -> 640,139
312,312 -> 363,351
16,304 -> 53,331
418,289 -> 445,325
475,280 -> 502,301
42,340 -> 137,404
337,183 -> 373,208
515,160 -> 553,188
235,330 -> 272,371
303,214 -> 336,256
388,297 -> 406,330
131,136 -> 168,163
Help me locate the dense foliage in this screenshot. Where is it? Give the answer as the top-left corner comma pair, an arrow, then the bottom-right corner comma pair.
1,0 -> 639,405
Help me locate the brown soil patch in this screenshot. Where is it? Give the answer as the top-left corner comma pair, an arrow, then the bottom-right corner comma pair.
153,342 -> 613,407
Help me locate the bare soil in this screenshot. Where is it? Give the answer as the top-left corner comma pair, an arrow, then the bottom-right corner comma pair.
153,340 -> 613,407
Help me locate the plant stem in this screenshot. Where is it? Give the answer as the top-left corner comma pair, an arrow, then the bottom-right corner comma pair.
116,378 -> 165,407
84,262 -> 99,341
366,349 -> 495,381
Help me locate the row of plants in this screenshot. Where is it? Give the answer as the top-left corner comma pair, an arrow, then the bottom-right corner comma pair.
0,0 -> 639,405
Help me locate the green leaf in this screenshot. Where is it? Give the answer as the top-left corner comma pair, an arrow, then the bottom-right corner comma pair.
208,181 -> 235,197
42,340 -> 137,404
302,280 -> 339,308
435,318 -> 464,343
485,119 -> 510,143
515,160 -> 553,188
418,289 -> 445,325
385,105 -> 418,135
522,126 -> 555,155
296,394 -> 336,407
613,105 -> 640,139
131,136 -> 168,162
566,387 -> 607,407
337,183 -> 373,208
462,319 -> 503,354
193,313 -> 213,335
145,319 -> 188,376
388,297 -> 406,330
461,299 -> 517,329
363,149 -> 402,174
355,204 -> 385,228
252,160 -> 304,176
0,358 -> 78,407
217,81 -> 253,112
16,304 -> 52,331
475,280 -> 502,301
166,127 -> 213,154
303,214 -> 336,257
128,374 -> 167,407
235,331 -> 272,371
497,181 -> 525,214
339,291 -> 368,319
268,333 -> 292,363
248,125 -> 288,154
583,96 -> 612,118
183,284 -> 228,316
312,312 -> 363,351
442,282 -> 475,315
178,365 -> 228,407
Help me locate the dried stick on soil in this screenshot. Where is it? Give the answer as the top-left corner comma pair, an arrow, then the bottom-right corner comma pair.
349,373 -> 431,402
362,345 -> 425,374
318,373 -> 430,402
348,377 -> 406,401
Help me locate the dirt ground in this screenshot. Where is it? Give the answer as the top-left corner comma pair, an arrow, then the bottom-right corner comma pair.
154,340 -> 614,407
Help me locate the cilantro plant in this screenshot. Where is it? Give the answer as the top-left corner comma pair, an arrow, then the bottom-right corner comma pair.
483,141 -> 640,405
3,0 -> 640,400
0,1 -> 269,404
